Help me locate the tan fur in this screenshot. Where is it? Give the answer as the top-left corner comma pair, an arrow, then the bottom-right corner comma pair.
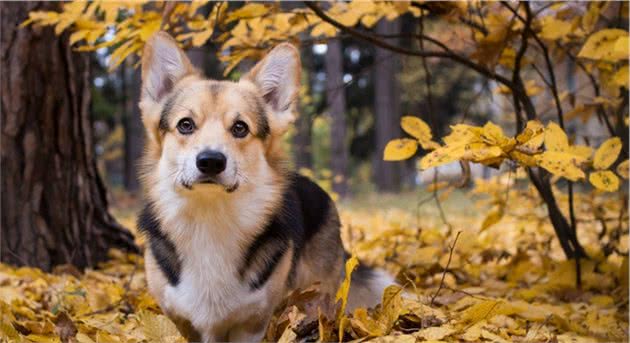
138,32 -> 303,342
137,32 -> 394,343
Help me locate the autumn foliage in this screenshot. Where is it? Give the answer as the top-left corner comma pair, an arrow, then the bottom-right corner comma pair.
5,1 -> 628,342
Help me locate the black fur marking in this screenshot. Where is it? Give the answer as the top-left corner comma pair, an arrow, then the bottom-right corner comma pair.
239,192 -> 300,290
292,174 -> 331,242
249,241 -> 289,290
239,173 -> 334,290
244,91 -> 270,139
159,91 -> 180,132
138,204 -> 182,286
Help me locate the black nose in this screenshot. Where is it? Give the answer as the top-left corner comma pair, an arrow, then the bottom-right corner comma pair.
196,150 -> 227,175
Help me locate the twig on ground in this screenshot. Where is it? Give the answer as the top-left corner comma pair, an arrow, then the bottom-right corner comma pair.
430,231 -> 462,306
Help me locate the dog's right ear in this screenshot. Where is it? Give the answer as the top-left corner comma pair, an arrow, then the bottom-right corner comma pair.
140,31 -> 194,143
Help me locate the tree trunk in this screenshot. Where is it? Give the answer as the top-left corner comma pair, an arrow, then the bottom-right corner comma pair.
326,39 -> 349,197
372,19 -> 402,192
293,35 -> 312,171
0,2 -> 137,271
293,100 -> 313,171
123,62 -> 143,193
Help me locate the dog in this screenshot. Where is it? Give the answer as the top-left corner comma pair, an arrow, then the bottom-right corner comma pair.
137,31 -> 393,342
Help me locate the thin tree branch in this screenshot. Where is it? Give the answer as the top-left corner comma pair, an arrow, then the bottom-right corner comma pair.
303,2 -> 515,88
502,1 -> 565,128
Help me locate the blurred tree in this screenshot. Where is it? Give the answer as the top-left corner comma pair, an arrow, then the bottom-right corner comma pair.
0,2 -> 137,271
326,40 -> 350,197
372,19 -> 403,192
122,61 -> 142,192
293,51 -> 314,170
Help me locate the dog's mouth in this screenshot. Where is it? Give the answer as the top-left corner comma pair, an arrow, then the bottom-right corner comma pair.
181,178 -> 239,193
198,177 -> 218,185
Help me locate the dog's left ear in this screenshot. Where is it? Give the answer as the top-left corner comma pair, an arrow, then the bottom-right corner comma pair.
244,43 -> 301,135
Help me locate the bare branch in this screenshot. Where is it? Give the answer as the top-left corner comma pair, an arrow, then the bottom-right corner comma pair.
303,2 -> 515,88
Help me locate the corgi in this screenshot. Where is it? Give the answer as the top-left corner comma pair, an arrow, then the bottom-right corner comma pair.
137,31 -> 393,342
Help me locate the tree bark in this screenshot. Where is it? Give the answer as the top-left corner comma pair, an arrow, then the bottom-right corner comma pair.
123,62 -> 143,193
372,19 -> 402,192
1,2 -> 137,271
326,39 -> 349,197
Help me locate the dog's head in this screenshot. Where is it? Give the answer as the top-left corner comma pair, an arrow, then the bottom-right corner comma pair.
139,32 -> 300,197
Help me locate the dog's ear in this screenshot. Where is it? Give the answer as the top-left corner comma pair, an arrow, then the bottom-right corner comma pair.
140,31 -> 194,143
244,43 -> 301,136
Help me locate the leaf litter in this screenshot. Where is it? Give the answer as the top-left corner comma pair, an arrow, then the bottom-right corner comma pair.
0,190 -> 627,343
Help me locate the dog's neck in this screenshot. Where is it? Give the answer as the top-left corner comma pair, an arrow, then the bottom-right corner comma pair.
147,162 -> 286,245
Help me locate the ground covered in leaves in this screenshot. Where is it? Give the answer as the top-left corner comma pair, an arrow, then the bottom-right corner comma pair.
0,184 -> 628,343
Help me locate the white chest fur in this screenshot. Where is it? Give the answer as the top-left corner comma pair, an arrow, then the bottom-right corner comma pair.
150,179 -> 284,338
162,224 -> 269,335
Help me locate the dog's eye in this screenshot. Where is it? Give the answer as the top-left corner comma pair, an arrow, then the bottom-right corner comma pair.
176,118 -> 196,135
231,120 -> 249,138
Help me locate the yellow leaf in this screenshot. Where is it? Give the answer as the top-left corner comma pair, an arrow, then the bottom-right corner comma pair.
516,120 -> 545,155
536,151 -> 586,181
335,255 -> 358,317
414,325 -> 456,341
460,300 -> 501,324
401,116 -> 432,141
481,208 -> 504,232
590,295 -> 614,307
510,150 -> 538,167
568,145 -> 593,161
481,329 -> 511,343
192,28 -> 213,47
516,120 -> 544,145
25,334 -> 60,343
139,18 -> 162,42
311,22 -> 337,38
383,139 -> 418,161
582,3 -> 601,33
99,3 -> 121,24
379,285 -> 404,332
351,308 -> 385,336
612,36 -> 629,61
138,310 -> 182,342
611,65 -> 629,88
539,16 -> 572,41
481,122 -> 507,146
462,143 -> 504,163
461,320 -> 485,341
419,144 -> 465,170
108,40 -> 143,71
335,8 -> 361,27
524,80 -> 544,96
564,104 -> 597,123
578,29 -> 629,62
227,3 -> 269,22
589,170 -> 620,192
616,159 -> 629,179
544,122 -> 569,151
360,14 -> 380,27
277,326 -> 297,343
69,30 -> 89,46
443,124 -> 483,146
593,137 -> 622,169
